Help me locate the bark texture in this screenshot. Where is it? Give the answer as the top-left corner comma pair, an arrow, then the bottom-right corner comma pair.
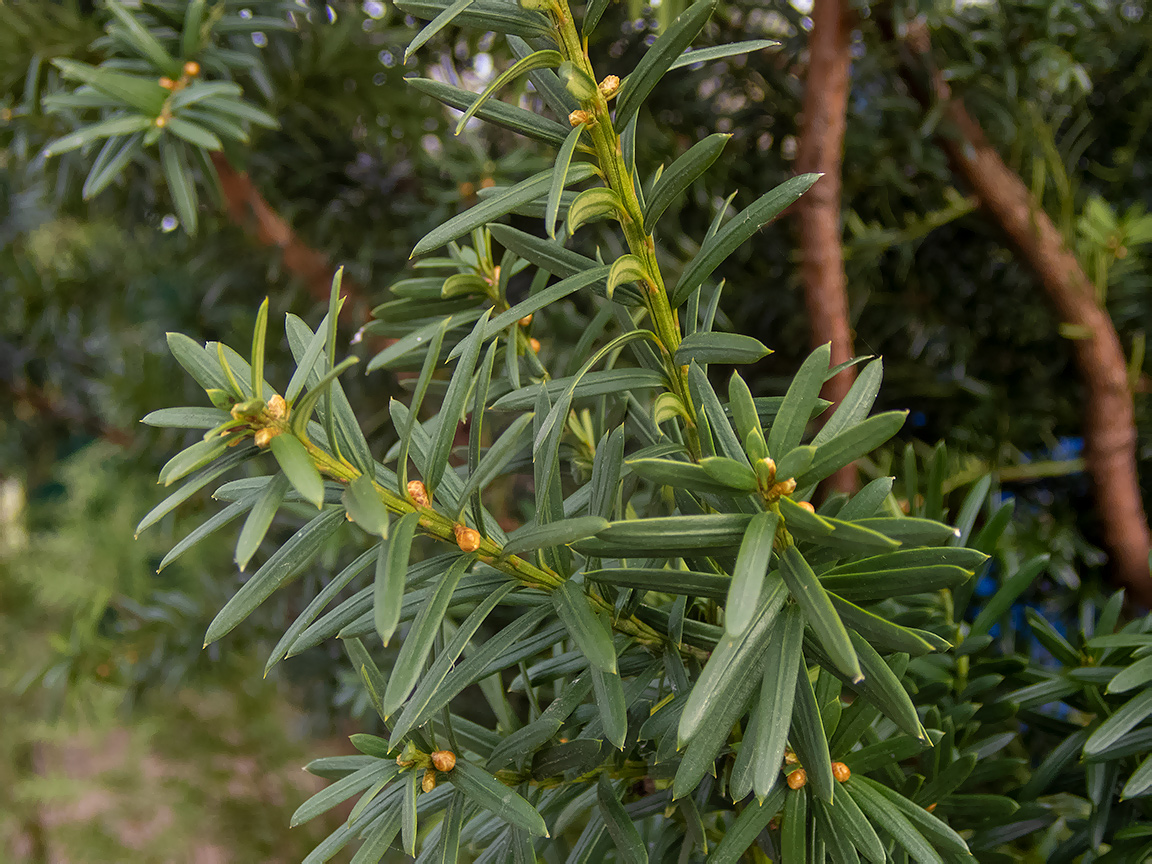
796,0 -> 858,493
887,17 -> 1151,605
210,153 -> 366,322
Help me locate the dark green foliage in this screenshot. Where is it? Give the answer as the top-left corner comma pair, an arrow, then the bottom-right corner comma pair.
129,0 -> 1015,855
9,0 -> 1152,862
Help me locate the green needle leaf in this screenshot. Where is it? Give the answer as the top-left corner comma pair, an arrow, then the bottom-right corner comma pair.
673,331 -> 771,366
591,666 -> 628,751
546,124 -> 584,238
668,40 -> 778,70
51,58 -> 167,114
791,664 -> 834,804
597,776 -> 648,864
678,579 -> 787,744
205,507 -> 345,646
289,356 -> 361,439
395,0 -> 553,38
382,556 -> 470,718
159,136 -> 199,235
502,516 -> 609,558
614,0 -> 718,132
781,545 -> 862,683
671,173 -> 821,308
408,77 -> 570,147
726,510 -> 779,636
388,583 -> 514,746
270,434 -> 325,509
552,578 -> 617,674
454,50 -> 563,135
405,0 -> 475,62
753,606 -> 804,800
375,511 -> 419,647
1085,689 -> 1152,757
234,472 -> 289,572
250,297 -> 269,399
342,474 -> 390,539
643,133 -> 730,231
447,759 -> 549,837
427,311 -> 490,494
565,186 -> 624,236
768,343 -> 830,460
105,0 -> 181,74
606,254 -> 651,301
412,164 -> 596,256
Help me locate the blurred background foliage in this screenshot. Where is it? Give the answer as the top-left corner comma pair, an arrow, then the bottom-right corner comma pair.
2,0 -> 1150,859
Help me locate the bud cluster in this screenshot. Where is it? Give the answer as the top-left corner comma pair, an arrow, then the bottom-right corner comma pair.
218,394 -> 291,448
155,61 -> 202,128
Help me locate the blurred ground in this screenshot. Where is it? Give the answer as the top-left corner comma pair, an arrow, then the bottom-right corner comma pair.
6,690 -> 345,863
0,447 -> 353,863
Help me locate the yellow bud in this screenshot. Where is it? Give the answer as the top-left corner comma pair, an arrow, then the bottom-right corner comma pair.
455,525 -> 480,553
796,501 -> 815,514
407,480 -> 430,507
768,477 -> 797,500
756,457 -> 777,486
154,115 -> 168,128
529,337 -> 541,354
254,428 -> 278,448
267,394 -> 288,420
159,77 -> 176,90
598,74 -> 620,98
784,750 -> 799,765
422,769 -> 437,793
832,762 -> 851,782
568,109 -> 593,127
518,314 -> 533,328
787,769 -> 807,790
926,802 -> 937,813
431,750 -> 456,772
183,60 -> 201,77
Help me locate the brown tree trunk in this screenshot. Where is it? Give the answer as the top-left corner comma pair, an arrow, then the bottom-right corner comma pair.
210,154 -> 366,323
796,0 -> 858,494
885,17 -> 1152,606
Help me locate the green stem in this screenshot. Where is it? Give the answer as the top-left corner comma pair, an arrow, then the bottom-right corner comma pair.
497,759 -> 653,789
552,2 -> 700,457
297,433 -> 683,652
